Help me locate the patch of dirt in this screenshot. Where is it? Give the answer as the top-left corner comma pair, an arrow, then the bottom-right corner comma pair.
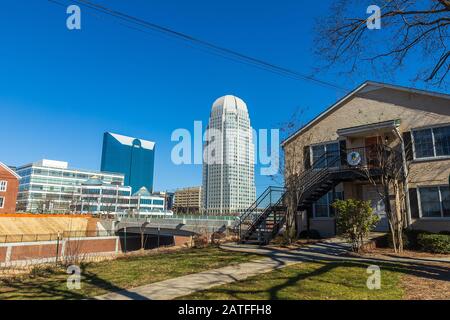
365,247 -> 450,260
402,274 -> 450,300
268,237 -> 322,250
358,248 -> 450,300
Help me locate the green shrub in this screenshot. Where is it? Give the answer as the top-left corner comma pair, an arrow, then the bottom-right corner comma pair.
387,229 -> 430,250
417,233 -> 450,254
298,229 -> 321,240
333,199 -> 380,252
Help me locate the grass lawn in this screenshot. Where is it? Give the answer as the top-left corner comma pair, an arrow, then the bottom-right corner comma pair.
0,247 -> 261,300
180,260 -> 405,300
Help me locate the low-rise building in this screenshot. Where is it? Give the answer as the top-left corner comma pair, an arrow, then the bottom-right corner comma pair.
281,81 -> 450,237
152,191 -> 174,211
0,162 -> 20,213
173,187 -> 202,214
15,160 -> 124,213
15,159 -> 165,214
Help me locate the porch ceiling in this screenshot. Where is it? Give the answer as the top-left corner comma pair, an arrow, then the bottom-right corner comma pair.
337,119 -> 401,138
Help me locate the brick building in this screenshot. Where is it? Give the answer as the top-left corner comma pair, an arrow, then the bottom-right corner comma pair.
0,162 -> 20,214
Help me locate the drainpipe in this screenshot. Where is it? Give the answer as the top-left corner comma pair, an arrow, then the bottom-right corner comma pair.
394,128 -> 412,228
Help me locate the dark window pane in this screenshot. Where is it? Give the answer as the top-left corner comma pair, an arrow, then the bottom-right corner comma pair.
326,143 -> 340,167
420,187 -> 441,217
434,126 -> 450,156
314,193 -> 329,218
312,145 -> 326,169
441,187 -> 450,217
413,129 -> 434,158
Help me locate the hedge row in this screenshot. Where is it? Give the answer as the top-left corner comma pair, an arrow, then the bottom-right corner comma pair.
417,233 -> 450,254
387,230 -> 450,254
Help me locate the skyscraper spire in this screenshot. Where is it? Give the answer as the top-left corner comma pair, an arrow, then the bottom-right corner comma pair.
202,95 -> 256,216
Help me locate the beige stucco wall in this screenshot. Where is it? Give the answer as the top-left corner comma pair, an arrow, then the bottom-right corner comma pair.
284,87 -> 450,186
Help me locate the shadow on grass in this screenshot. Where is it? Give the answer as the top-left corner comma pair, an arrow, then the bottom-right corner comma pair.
0,266 -> 150,300
202,242 -> 450,300
0,246 -> 261,300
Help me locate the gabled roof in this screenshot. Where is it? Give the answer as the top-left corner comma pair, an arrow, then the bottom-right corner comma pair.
0,162 -> 21,180
281,81 -> 450,147
133,187 -> 151,197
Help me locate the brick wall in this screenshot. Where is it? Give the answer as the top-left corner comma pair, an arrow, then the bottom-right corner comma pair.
10,243 -> 63,261
0,237 -> 120,266
0,247 -> 7,263
174,235 -> 192,247
0,166 -> 19,214
66,238 -> 116,255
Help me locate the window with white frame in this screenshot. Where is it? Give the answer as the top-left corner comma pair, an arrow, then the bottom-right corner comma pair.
313,190 -> 344,218
412,125 -> 450,159
311,142 -> 340,169
0,181 -> 7,192
0,197 -> 4,209
418,186 -> 450,218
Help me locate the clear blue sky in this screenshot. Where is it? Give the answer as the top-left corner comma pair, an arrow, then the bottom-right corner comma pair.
0,0 -> 434,194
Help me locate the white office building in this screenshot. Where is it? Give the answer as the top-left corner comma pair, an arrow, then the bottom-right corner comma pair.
15,159 -> 165,214
202,95 -> 256,215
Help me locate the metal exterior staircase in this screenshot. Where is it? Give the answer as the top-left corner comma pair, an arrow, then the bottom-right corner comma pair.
235,145 -> 384,245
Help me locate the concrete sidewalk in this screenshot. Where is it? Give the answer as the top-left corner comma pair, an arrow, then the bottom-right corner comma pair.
96,240 -> 449,300
96,255 -> 301,300
96,240 -> 351,300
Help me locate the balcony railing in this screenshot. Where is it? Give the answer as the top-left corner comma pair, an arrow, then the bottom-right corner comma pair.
312,145 -> 389,171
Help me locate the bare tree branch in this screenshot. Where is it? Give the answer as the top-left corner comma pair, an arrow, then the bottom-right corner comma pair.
315,0 -> 450,86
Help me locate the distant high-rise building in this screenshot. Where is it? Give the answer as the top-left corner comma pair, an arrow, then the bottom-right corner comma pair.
202,95 -> 256,216
101,132 -> 156,193
174,187 -> 202,214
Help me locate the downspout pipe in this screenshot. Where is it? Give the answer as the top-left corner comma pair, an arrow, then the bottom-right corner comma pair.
393,128 -> 412,228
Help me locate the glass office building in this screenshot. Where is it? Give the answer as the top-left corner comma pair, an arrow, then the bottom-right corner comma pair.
16,159 -> 165,214
101,132 -> 156,193
79,182 -> 165,214
16,159 -> 125,213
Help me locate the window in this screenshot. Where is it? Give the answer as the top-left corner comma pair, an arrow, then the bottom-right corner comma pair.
413,125 -> 450,159
0,197 -> 4,208
0,181 -> 7,192
311,142 -> 340,169
418,186 -> 450,218
313,191 -> 344,218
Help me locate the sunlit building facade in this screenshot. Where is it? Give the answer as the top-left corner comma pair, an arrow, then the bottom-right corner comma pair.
101,132 -> 156,193
202,95 -> 256,215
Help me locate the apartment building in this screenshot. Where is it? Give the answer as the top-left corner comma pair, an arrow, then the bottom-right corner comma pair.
282,81 -> 450,237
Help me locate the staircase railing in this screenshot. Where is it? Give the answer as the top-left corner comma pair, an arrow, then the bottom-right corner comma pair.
237,144 -> 391,243
235,186 -> 285,238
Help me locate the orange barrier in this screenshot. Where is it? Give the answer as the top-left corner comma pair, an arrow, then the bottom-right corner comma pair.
0,213 -> 92,218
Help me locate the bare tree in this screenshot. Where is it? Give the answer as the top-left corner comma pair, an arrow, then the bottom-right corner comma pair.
275,107 -> 314,243
358,136 -> 412,253
315,0 -> 450,86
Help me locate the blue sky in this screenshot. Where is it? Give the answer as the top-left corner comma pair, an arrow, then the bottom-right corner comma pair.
0,0 -> 439,194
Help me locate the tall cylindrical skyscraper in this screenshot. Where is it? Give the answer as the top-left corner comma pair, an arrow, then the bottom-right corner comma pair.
202,95 -> 256,216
